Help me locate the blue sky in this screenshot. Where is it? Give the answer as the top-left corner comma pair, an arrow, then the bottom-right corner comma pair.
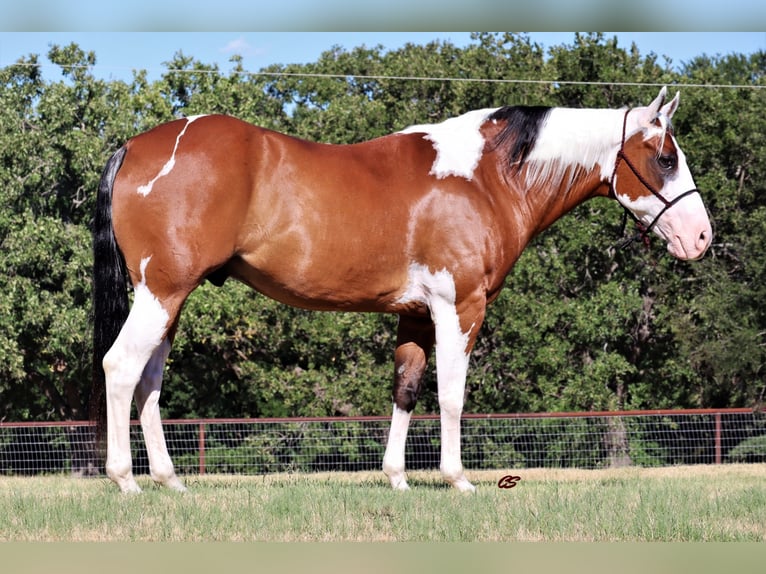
1,32 -> 765,83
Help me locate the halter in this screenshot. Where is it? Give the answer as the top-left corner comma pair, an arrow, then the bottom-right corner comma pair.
609,109 -> 700,249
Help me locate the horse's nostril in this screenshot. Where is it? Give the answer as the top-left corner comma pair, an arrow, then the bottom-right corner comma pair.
697,228 -> 712,252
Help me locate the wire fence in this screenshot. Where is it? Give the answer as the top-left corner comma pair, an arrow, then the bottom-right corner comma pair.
1,409 -> 765,477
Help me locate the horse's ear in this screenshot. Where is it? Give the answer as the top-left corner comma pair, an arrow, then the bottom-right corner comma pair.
660,91 -> 680,119
636,86 -> 668,127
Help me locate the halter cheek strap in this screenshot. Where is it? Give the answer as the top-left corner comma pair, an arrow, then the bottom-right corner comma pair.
609,109 -> 700,249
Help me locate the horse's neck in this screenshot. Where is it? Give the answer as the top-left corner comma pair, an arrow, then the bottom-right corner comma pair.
526,108 -> 623,185
520,166 -> 609,237
518,108 -> 624,232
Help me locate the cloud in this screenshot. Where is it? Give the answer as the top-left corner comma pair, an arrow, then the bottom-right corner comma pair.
221,36 -> 252,54
220,35 -> 269,63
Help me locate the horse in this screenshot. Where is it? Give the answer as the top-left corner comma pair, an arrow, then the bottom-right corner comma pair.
92,87 -> 712,493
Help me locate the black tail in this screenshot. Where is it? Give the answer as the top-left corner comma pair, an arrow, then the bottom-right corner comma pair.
90,146 -> 129,445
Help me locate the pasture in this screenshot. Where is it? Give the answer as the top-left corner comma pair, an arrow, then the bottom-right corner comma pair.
1,464 -> 764,542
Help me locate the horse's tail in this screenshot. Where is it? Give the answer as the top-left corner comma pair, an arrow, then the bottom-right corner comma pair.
90,146 -> 129,447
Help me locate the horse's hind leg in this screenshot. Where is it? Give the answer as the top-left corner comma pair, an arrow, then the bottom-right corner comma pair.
382,316 -> 434,490
134,336 -> 186,491
102,260 -> 186,493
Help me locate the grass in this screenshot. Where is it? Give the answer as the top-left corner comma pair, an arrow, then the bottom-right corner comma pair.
1,464 -> 765,541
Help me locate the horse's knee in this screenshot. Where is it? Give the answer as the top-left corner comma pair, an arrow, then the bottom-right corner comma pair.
393,342 -> 428,412
393,378 -> 421,412
438,393 -> 464,421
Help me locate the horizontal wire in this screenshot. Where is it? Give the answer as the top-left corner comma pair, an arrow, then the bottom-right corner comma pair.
3,60 -> 765,91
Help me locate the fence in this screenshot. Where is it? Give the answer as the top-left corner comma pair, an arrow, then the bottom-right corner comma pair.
1,408 -> 765,477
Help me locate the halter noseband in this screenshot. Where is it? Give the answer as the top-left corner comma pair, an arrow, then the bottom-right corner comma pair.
609,109 -> 700,249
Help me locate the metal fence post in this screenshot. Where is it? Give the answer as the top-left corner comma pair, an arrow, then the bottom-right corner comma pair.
199,422 -> 206,475
715,412 -> 722,464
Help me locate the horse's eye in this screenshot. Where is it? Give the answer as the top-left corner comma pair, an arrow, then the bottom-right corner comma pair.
658,154 -> 677,170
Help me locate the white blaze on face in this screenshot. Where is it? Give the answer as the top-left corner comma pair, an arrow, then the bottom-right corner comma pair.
137,115 -> 206,196
615,129 -> 695,220
399,108 -> 499,180
616,127 -> 712,260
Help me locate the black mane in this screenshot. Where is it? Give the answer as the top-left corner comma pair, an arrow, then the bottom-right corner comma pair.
488,106 -> 552,171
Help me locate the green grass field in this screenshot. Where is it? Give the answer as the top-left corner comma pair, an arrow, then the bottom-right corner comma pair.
1,464 -> 764,542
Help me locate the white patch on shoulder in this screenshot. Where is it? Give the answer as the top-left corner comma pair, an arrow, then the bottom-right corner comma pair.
137,115 -> 205,196
397,262 -> 456,308
400,108 -> 499,180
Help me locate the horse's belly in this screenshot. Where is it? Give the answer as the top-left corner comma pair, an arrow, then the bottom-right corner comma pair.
225,254 -> 420,314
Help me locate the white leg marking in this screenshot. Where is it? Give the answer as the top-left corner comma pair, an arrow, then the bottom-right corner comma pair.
103,363 -> 141,493
102,256 -> 170,493
396,263 -> 476,492
137,115 -> 204,196
431,295 -> 476,493
135,339 -> 186,492
382,404 -> 412,491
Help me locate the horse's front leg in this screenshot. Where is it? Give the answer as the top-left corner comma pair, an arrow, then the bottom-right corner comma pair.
382,316 -> 435,490
432,292 -> 485,493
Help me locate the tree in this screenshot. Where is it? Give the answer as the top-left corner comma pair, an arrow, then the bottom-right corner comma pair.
0,35 -> 764,425
0,44 -> 172,421
661,51 -> 766,407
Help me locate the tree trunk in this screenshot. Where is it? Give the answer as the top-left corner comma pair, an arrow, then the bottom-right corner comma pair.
604,415 -> 632,468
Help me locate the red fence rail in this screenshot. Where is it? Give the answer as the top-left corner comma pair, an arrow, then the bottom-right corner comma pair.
1,408 -> 765,476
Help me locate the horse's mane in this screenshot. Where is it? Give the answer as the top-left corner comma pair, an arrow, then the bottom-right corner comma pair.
488,105 -> 621,192
488,106 -> 552,173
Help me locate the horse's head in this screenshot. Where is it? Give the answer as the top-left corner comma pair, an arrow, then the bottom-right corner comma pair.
610,87 -> 712,260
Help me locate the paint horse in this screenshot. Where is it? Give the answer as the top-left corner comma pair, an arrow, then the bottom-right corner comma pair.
92,87 -> 711,493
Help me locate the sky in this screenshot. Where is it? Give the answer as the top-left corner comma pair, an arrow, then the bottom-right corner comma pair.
1,32 -> 765,83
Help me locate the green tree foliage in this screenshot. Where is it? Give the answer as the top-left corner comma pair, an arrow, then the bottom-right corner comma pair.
1,34 -> 764,423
